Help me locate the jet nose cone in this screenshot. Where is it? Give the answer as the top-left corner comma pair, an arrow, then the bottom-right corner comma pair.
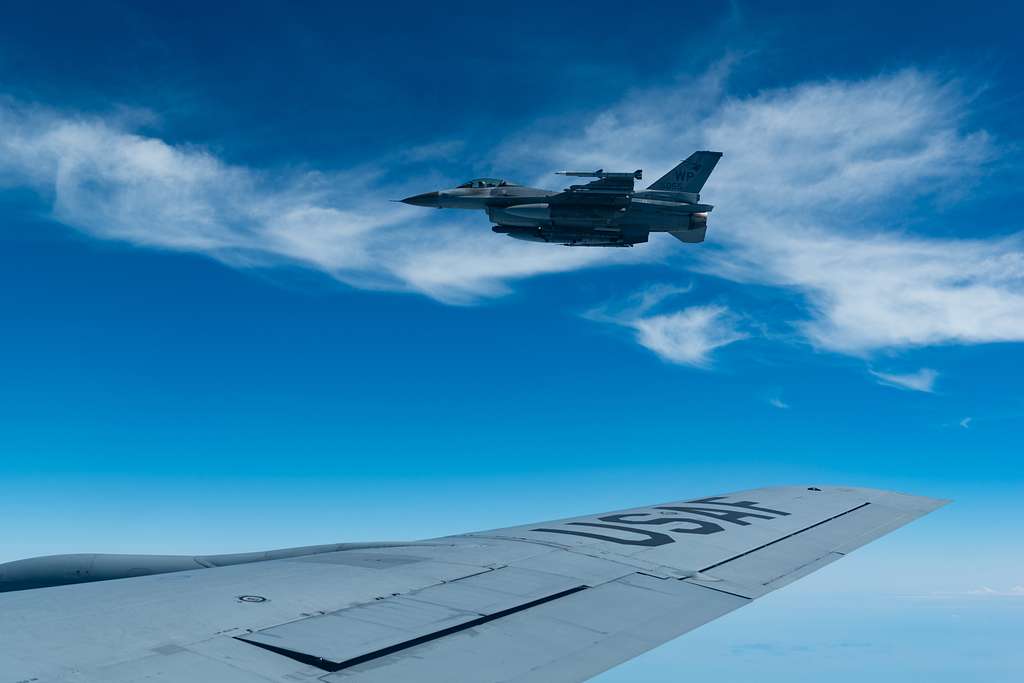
400,191 -> 440,207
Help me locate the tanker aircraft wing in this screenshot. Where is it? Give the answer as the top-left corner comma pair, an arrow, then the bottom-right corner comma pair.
0,485 -> 946,682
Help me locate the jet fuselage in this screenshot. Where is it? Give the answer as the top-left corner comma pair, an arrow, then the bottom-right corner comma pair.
401,152 -> 722,247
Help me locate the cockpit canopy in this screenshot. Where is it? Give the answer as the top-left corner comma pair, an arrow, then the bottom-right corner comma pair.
457,178 -> 518,188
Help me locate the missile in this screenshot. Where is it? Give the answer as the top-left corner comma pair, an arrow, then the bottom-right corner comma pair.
555,169 -> 642,180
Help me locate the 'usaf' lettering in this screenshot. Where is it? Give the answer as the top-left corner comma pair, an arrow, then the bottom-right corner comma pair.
653,506 -> 776,526
686,496 -> 791,516
530,497 -> 790,547
531,522 -> 674,547
598,513 -> 723,535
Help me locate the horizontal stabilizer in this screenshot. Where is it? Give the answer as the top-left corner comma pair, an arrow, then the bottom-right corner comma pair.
670,227 -> 707,243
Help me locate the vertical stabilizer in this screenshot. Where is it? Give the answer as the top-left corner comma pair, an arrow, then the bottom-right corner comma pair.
648,151 -> 722,193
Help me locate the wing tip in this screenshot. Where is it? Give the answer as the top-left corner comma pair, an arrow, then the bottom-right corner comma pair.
757,484 -> 951,515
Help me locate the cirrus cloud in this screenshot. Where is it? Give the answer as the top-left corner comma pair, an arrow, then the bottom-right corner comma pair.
1,67 -> 1022,359
585,285 -> 747,367
870,368 -> 939,393
0,101 -> 641,304
508,68 -> 1024,357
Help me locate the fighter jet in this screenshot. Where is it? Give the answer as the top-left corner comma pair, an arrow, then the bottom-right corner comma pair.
401,150 -> 723,247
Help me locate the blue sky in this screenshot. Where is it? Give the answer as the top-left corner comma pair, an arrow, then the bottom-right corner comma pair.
1,1 -> 1022,679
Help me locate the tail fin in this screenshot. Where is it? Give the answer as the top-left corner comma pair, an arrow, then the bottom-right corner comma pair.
648,151 -> 722,193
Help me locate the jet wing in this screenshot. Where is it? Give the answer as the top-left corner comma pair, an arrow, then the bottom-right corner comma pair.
0,485 -> 946,682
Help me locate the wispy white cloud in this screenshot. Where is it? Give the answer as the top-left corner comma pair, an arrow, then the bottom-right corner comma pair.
630,305 -> 748,367
963,586 -> 1024,597
768,397 -> 790,409
587,286 -> 747,367
918,585 -> 1024,599
1,67 -> 1023,360
0,101 -> 641,304
506,68 -> 1024,357
870,368 -> 939,393
702,226 -> 1024,354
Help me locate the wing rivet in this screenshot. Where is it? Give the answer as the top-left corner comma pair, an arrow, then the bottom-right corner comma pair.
237,595 -> 268,603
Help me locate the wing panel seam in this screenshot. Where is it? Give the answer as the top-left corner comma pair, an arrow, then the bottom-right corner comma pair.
682,581 -> 753,601
699,502 -> 871,573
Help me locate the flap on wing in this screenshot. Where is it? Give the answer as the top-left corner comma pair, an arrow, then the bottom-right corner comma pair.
317,573 -> 747,682
237,567 -> 588,670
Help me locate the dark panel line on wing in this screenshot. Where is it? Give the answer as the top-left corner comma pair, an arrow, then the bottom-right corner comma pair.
684,582 -> 753,601
236,585 -> 589,673
699,502 -> 871,573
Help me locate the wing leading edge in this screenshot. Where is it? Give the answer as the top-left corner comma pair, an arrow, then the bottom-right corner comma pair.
0,485 -> 947,682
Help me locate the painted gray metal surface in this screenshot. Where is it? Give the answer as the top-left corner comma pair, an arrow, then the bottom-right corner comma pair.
0,485 -> 947,682
324,574 -> 747,682
0,542 -> 415,593
238,566 -> 584,666
400,151 -> 723,247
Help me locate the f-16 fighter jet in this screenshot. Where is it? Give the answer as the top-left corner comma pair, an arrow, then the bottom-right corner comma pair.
401,151 -> 722,247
